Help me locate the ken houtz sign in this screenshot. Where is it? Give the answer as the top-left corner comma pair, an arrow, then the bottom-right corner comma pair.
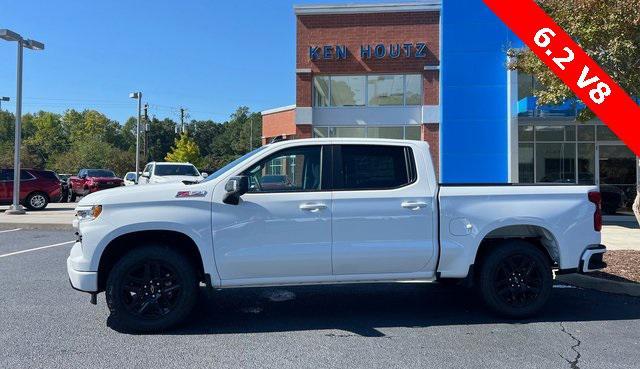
309,42 -> 428,60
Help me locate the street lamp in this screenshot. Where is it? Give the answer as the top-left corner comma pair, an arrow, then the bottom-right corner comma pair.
0,29 -> 44,215
0,97 -> 9,110
129,92 -> 142,183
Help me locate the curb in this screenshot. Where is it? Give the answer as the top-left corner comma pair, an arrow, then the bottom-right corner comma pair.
0,223 -> 73,231
557,274 -> 640,298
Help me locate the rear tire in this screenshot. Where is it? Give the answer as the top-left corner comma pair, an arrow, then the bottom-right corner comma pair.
477,240 -> 552,318
24,192 -> 49,211
106,245 -> 198,332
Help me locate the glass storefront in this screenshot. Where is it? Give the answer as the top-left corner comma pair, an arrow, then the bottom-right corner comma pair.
312,74 -> 423,107
313,125 -> 422,140
518,122 -> 638,215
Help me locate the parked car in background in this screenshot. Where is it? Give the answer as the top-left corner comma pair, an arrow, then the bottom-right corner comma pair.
68,169 -> 123,202
57,173 -> 73,203
137,162 -> 205,185
123,172 -> 139,186
0,168 -> 62,210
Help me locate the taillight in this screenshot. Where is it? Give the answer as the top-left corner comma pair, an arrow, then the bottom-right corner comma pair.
588,191 -> 602,232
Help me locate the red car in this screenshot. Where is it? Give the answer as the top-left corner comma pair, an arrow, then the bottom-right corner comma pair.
68,169 -> 124,202
0,169 -> 62,210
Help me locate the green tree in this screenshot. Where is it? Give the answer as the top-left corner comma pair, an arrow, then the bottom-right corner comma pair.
0,110 -> 15,143
23,111 -> 68,168
206,107 -> 262,169
165,132 -> 202,166
148,118 -> 178,162
513,0 -> 640,120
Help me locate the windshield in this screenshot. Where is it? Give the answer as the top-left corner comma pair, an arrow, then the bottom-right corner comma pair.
154,164 -> 200,177
202,146 -> 266,182
87,170 -> 115,177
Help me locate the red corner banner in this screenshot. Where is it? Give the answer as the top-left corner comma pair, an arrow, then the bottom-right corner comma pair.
483,0 -> 640,156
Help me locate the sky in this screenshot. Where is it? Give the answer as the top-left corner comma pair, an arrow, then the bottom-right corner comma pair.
0,0 -> 388,124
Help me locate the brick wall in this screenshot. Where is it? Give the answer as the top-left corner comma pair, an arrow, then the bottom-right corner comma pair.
296,11 -> 439,107
262,108 -> 296,142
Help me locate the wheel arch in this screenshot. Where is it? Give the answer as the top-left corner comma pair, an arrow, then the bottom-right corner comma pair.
97,230 -> 206,292
474,224 -> 560,269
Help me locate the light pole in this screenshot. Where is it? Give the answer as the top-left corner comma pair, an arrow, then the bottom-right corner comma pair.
0,97 -> 9,110
249,119 -> 253,151
129,92 -> 142,183
0,29 -> 44,215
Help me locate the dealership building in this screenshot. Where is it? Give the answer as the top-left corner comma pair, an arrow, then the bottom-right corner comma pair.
262,1 -> 639,214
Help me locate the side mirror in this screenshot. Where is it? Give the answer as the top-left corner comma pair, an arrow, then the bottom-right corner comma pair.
141,171 -> 150,178
201,172 -> 208,178
80,174 -> 87,179
223,176 -> 249,205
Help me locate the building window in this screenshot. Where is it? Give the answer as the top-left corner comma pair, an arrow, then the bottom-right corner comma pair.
405,74 -> 422,105
368,75 -> 404,106
517,123 -> 621,185
334,127 -> 366,138
536,143 -> 576,183
367,126 -> 404,139
405,126 -> 422,140
518,143 -> 534,183
313,74 -> 423,107
330,76 -> 365,106
313,76 -> 330,107
313,127 -> 329,138
312,126 -> 422,140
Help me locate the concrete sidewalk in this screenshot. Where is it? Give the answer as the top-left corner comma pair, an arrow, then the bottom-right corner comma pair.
1,203 -> 640,250
0,203 -> 76,230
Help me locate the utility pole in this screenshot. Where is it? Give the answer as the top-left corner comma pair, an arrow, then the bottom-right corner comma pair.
143,103 -> 149,162
1,29 -> 44,215
249,119 -> 253,151
129,92 -> 142,182
180,107 -> 185,134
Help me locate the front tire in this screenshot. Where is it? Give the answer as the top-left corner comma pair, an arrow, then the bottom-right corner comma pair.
24,192 -> 49,211
106,245 -> 198,332
477,240 -> 552,318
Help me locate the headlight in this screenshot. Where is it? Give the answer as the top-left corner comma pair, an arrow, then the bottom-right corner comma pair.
76,205 -> 102,221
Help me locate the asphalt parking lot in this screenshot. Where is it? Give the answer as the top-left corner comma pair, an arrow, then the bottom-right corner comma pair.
1,227 -> 639,369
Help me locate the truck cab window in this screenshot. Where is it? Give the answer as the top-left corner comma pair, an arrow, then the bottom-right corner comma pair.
334,145 -> 414,190
244,146 -> 322,193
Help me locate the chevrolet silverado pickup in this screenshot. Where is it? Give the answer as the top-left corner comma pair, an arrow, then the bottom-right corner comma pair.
67,138 -> 606,331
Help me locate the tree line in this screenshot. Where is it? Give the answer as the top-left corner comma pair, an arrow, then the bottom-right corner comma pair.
0,106 -> 262,176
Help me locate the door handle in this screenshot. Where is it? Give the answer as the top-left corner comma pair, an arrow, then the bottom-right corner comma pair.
401,201 -> 428,210
299,202 -> 327,212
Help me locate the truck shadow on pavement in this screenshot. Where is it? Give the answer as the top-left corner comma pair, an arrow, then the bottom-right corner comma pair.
108,283 -> 640,336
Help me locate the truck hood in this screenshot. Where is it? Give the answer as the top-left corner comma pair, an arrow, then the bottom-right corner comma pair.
78,181 -> 210,206
152,175 -> 203,183
88,176 -> 122,182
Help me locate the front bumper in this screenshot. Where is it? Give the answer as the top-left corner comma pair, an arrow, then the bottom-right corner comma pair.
579,244 -> 607,273
67,242 -> 98,292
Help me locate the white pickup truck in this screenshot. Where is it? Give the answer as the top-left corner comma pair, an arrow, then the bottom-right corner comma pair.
67,138 -> 606,331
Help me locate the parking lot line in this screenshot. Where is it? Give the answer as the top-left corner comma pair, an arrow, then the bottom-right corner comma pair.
0,228 -> 22,234
0,241 -> 74,259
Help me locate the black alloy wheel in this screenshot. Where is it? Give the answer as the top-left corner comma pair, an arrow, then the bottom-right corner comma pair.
121,260 -> 183,320
106,246 -> 198,332
478,240 -> 552,318
493,253 -> 544,308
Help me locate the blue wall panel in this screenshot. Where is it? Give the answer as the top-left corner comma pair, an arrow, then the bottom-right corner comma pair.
441,0 -> 522,183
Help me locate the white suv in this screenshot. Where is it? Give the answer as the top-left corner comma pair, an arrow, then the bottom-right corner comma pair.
137,162 -> 206,185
